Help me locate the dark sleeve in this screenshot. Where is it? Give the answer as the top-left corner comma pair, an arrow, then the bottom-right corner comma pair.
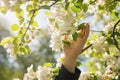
55,65 -> 81,80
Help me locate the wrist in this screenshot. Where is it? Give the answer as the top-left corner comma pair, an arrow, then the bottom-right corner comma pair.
64,53 -> 78,61
63,57 -> 77,73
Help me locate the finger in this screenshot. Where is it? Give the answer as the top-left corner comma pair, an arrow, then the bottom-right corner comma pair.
63,35 -> 70,48
84,23 -> 90,38
64,35 -> 69,41
79,29 -> 85,37
77,23 -> 89,39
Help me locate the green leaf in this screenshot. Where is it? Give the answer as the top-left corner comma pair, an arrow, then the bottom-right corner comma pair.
82,3 -> 88,12
53,67 -> 60,73
10,3 -> 21,12
72,32 -> 78,40
14,46 -> 18,55
98,4 -> 104,10
15,9 -> 24,24
25,45 -> 32,54
10,24 -> 20,31
16,9 -> 24,17
40,5 -> 50,10
44,63 -> 52,67
19,47 -> 26,55
77,23 -> 85,30
32,20 -> 38,27
91,51 -> 103,58
49,18 -> 55,22
0,37 -> 13,46
26,5 -> 32,11
13,37 -> 19,45
106,37 -> 114,45
98,4 -> 104,13
33,78 -> 38,80
117,75 -> 120,80
45,11 -> 51,16
71,5 -> 81,12
76,0 -> 83,3
0,6 -> 7,14
108,2 -> 117,12
55,22 -> 59,29
92,33 -> 98,40
76,61 -> 82,66
18,16 -> 24,24
62,40 -> 70,47
65,2 -> 70,10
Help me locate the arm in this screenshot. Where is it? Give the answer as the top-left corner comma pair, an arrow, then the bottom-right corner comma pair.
55,23 -> 90,80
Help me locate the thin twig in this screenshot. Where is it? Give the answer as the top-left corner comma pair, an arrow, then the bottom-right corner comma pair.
32,0 -> 58,11
81,44 -> 92,53
50,0 -> 58,7
22,10 -> 35,40
23,0 -> 58,40
90,30 -> 102,32
112,19 -> 120,51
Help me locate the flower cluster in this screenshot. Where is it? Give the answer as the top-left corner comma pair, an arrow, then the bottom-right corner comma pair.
17,64 -> 54,80
82,50 -> 120,80
4,43 -> 16,59
48,5 -> 78,52
79,72 -> 90,80
14,54 -> 64,80
92,36 -> 108,53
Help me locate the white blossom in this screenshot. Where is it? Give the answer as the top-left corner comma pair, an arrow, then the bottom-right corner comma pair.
49,30 -> 63,52
106,65 -> 113,74
36,66 -> 53,80
13,78 -> 20,80
114,57 -> 120,69
4,43 -> 16,59
47,5 -> 79,52
79,72 -> 90,80
23,64 -> 36,80
96,75 -> 104,80
50,5 -> 66,19
92,36 -> 108,53
103,52 -> 112,61
56,54 -> 64,67
95,63 -> 101,70
87,5 -> 97,14
103,23 -> 113,34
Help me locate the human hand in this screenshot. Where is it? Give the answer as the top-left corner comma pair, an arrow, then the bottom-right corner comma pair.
64,23 -> 90,60
63,23 -> 90,73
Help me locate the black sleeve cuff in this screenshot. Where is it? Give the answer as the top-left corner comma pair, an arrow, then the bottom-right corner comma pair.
55,64 -> 81,80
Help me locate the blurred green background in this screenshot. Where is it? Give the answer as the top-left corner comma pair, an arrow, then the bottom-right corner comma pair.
0,24 -> 56,80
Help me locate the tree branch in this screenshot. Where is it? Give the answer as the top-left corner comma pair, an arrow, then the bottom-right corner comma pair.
50,0 -> 58,7
112,19 -> 120,51
90,30 -> 102,32
22,10 -> 35,40
22,0 -> 58,40
32,0 -> 58,11
81,44 -> 92,53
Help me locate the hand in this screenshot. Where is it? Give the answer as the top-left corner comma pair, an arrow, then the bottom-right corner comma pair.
63,23 -> 90,73
64,23 -> 90,60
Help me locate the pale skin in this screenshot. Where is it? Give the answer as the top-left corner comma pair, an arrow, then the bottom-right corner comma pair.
63,23 -> 90,73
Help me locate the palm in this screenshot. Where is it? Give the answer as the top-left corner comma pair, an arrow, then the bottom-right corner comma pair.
64,23 -> 90,58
